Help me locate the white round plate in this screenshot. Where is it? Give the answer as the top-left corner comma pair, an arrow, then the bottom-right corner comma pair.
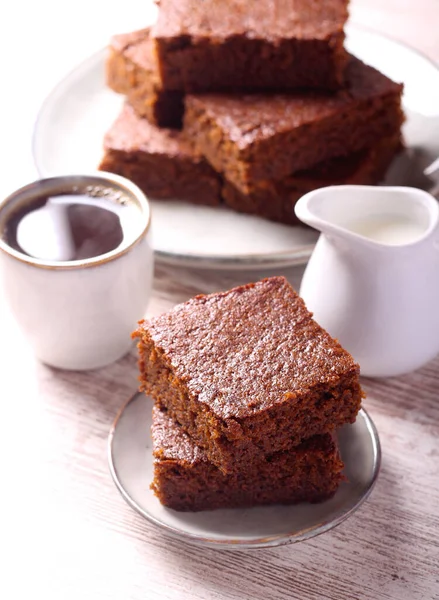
33,26 -> 439,269
108,392 -> 381,549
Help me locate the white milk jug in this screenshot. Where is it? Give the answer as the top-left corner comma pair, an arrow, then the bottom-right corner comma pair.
295,185 -> 439,378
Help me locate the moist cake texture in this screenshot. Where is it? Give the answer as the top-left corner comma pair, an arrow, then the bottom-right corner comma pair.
107,29 -> 184,128
99,103 -> 221,205
151,0 -> 349,91
222,134 -> 402,224
98,103 -> 400,216
151,405 -> 345,511
184,56 -> 404,193
134,276 -> 363,473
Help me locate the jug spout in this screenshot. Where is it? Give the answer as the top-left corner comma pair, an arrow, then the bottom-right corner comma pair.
295,185 -> 439,248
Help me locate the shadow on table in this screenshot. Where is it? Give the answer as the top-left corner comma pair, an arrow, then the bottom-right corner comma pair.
362,353 -> 439,427
150,457 -> 427,600
35,349 -> 139,432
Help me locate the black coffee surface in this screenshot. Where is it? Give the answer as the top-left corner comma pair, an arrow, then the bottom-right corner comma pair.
3,194 -> 127,261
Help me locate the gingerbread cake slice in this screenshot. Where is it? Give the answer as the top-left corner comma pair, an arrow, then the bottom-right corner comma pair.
106,29 -> 184,129
151,405 -> 345,512
133,276 -> 363,474
99,103 -> 400,220
222,133 -> 402,224
184,56 -> 404,194
99,103 -> 221,206
152,0 -> 349,91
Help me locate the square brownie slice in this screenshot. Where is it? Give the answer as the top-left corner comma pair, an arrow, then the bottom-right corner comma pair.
222,133 -> 402,225
99,103 -> 221,206
106,29 -> 184,129
184,56 -> 404,194
133,276 -> 363,474
152,0 -> 349,91
151,405 -> 344,512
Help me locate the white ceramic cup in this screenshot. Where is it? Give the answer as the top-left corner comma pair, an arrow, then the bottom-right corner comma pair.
0,173 -> 154,370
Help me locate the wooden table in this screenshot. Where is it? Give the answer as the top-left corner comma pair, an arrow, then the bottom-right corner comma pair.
1,2 -> 439,599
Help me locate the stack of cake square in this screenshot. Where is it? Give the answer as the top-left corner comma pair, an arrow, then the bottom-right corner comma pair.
133,277 -> 363,511
99,0 -> 405,225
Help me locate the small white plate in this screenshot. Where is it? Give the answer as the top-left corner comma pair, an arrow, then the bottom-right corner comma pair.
108,392 -> 381,549
33,26 -> 439,269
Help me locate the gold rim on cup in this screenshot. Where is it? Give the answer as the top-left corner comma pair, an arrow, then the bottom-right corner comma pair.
0,172 -> 151,270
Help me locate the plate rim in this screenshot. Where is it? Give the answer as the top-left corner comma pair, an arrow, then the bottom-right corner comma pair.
108,392 -> 382,549
32,24 -> 439,271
